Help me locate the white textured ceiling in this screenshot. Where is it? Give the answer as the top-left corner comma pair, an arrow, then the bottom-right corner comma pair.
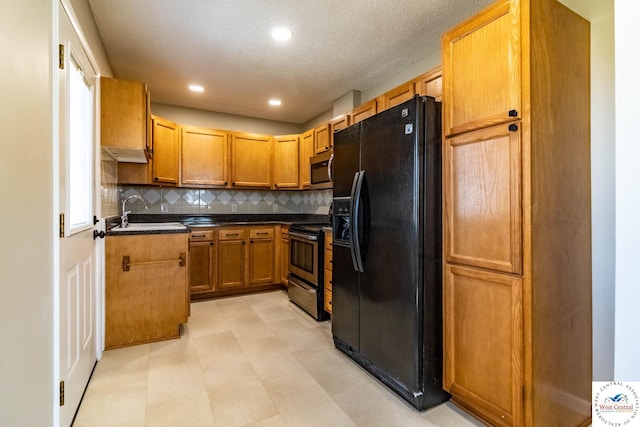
88,0 -> 493,124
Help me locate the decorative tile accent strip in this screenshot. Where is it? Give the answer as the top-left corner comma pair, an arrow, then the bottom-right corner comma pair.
119,187 -> 332,215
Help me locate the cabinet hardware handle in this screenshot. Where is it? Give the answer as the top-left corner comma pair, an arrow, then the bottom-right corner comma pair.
224,181 -> 228,185
226,233 -> 239,236
250,240 -> 254,243
508,109 -> 518,117
210,242 -> 213,246
122,252 -> 186,272
509,124 -> 518,132
256,232 -> 268,235
154,177 -> 159,181
192,234 -> 206,238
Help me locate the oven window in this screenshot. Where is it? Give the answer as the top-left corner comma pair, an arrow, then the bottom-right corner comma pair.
290,239 -> 315,274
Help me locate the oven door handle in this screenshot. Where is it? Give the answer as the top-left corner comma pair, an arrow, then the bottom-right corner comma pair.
288,231 -> 319,241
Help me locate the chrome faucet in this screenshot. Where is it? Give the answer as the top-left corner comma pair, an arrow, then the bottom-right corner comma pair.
121,194 -> 149,227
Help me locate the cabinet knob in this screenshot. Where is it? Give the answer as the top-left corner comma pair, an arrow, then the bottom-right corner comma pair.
509,123 -> 518,132
154,177 -> 159,181
508,109 -> 518,117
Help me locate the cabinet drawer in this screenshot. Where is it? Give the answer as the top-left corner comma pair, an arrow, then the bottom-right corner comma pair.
250,228 -> 274,239
324,288 -> 332,313
190,230 -> 214,241
219,229 -> 246,240
324,268 -> 332,291
281,227 -> 289,238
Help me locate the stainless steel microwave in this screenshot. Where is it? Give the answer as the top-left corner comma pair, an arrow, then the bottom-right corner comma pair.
310,150 -> 333,190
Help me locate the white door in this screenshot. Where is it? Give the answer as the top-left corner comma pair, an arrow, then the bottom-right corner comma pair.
58,3 -> 98,425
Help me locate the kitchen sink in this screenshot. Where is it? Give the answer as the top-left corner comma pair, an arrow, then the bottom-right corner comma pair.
110,222 -> 187,232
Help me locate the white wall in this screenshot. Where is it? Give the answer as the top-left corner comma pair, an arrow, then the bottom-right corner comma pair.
0,1 -> 54,425
614,2 -> 640,381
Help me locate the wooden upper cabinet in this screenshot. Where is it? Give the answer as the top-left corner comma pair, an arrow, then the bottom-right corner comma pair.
100,77 -> 149,158
381,81 -> 416,111
181,126 -> 228,187
330,114 -> 350,132
442,0 -> 520,136
230,132 -> 272,188
414,66 -> 442,102
299,130 -> 314,189
314,123 -> 330,154
329,114 -> 350,149
273,134 -> 300,189
151,116 -> 179,185
349,99 -> 377,124
444,123 -> 522,274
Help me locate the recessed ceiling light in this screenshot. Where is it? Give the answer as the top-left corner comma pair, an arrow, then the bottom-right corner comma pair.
271,27 -> 293,42
269,99 -> 282,106
189,84 -> 204,93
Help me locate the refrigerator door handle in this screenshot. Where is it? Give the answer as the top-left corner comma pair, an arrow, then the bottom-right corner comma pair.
349,170 -> 365,273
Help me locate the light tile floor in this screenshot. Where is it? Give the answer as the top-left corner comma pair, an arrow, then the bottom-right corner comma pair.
74,290 -> 484,427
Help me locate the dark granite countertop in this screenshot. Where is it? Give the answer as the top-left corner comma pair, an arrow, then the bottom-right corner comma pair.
106,214 -> 330,235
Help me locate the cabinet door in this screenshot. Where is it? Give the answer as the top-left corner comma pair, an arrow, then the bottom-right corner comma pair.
349,99 -> 377,124
442,0 -> 520,136
299,130 -> 314,189
100,77 -> 148,151
105,233 -> 188,349
151,116 -> 179,185
382,81 -> 416,111
314,124 -> 330,154
230,133 -> 272,188
188,235 -> 215,295
329,114 -> 350,150
444,124 -> 522,274
248,228 -> 275,285
181,126 -> 228,187
414,66 -> 442,102
218,239 -> 245,289
443,264 -> 523,426
280,227 -> 289,285
273,135 -> 300,189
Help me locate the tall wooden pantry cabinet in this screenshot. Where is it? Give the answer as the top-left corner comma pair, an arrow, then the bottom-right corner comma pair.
441,0 -> 592,426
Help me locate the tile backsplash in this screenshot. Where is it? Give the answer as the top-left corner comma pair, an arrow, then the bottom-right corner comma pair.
119,186 -> 332,216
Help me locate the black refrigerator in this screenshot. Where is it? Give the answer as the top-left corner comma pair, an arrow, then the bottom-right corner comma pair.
331,96 -> 449,410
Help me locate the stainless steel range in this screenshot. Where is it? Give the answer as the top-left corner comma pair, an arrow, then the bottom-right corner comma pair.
287,223 -> 328,321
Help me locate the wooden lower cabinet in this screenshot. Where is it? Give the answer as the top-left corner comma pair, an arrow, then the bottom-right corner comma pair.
218,228 -> 247,289
323,230 -> 332,314
188,230 -> 216,295
444,264 -> 522,426
247,228 -> 276,285
216,226 -> 277,290
280,226 -> 289,286
105,233 -> 188,349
